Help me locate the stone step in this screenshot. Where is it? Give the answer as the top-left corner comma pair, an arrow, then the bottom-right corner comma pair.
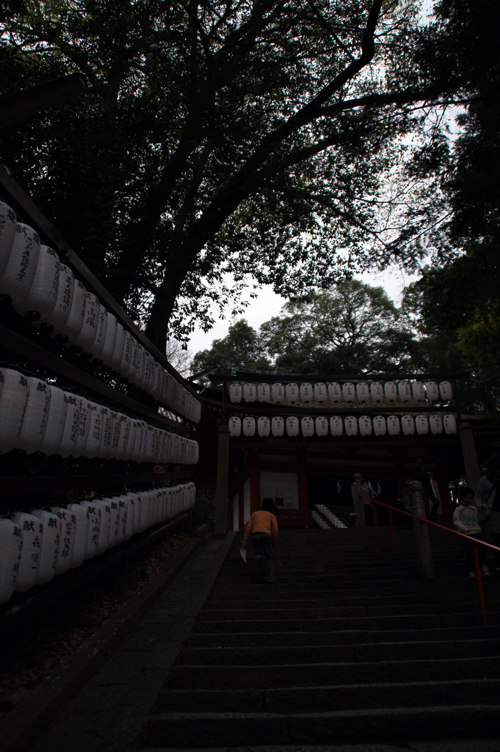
177,637 -> 500,665
169,656 -> 500,690
197,600 -> 492,621
203,591 -> 486,609
142,705 -> 500,747
183,624 -> 496,648
192,609 -> 499,634
160,677 -> 500,713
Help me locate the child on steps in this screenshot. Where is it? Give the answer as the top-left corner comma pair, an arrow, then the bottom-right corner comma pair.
453,486 -> 490,577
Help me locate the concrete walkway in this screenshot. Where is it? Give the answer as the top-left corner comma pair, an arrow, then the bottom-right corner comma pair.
8,533 -> 235,752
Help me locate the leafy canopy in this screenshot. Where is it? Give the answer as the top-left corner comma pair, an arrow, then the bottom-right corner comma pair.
192,279 -> 426,376
1,0 -> 459,349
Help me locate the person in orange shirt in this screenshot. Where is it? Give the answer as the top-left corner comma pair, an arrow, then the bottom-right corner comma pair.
241,498 -> 279,584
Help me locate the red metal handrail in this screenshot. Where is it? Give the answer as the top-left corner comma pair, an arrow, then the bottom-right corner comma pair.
359,493 -> 500,626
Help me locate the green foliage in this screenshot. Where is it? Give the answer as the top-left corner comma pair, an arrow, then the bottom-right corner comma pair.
0,0 -> 454,349
191,320 -> 272,375
192,280 -> 425,377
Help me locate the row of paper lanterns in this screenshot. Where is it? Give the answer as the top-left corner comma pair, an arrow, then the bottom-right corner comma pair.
0,202 -> 201,424
0,367 -> 199,463
0,483 -> 196,605
229,381 -> 453,404
228,414 -> 458,437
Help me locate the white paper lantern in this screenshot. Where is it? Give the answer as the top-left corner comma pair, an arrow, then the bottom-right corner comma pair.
0,201 -> 16,278
415,415 -> 429,435
272,416 -> 285,437
230,382 -> 242,403
14,245 -> 59,321
51,507 -> 76,574
314,383 -> 327,403
100,312 -> 118,367
138,491 -> 151,532
79,501 -> 101,559
133,344 -> 146,388
117,497 -> 129,544
16,377 -> 51,454
439,381 -> 453,401
356,383 -> 370,402
31,509 -> 60,583
398,382 -> 412,402
75,292 -> 100,352
343,383 -> 355,402
258,383 -> 270,402
328,382 -> 342,402
359,416 -> 372,436
425,381 -> 439,402
315,416 -> 329,437
40,385 -> 67,456
0,518 -> 23,604
143,351 -> 155,393
370,382 -> 384,402
67,503 -> 90,568
116,413 -> 131,459
109,323 -> 126,372
243,383 -> 257,402
0,368 -> 29,454
74,398 -> 92,457
387,416 -> 400,436
444,414 -> 457,435
38,262 -> 74,333
286,416 -> 299,437
286,383 -> 299,404
402,415 -> 415,436
58,393 -> 81,458
373,416 -> 386,436
412,382 -> 425,402
57,279 -> 86,343
92,499 -> 111,554
330,416 -> 343,436
88,306 -> 108,360
344,416 -> 358,436
384,382 -> 398,402
0,223 -> 40,303
106,497 -> 121,548
258,416 -> 270,437
300,383 -> 313,403
272,383 -> 285,403
84,402 -> 103,458
12,513 -> 42,592
429,414 -> 443,434
301,416 -> 314,437
118,330 -> 134,380
151,361 -> 164,401
242,416 -> 256,437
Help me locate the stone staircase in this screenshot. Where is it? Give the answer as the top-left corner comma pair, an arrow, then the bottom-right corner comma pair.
140,527 -> 500,748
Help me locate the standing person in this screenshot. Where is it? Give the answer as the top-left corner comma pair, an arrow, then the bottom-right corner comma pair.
453,486 -> 490,577
475,461 -> 500,573
351,475 -> 374,526
241,498 -> 279,584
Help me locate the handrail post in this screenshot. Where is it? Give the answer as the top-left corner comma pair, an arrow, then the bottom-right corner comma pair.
410,480 -> 434,579
353,473 -> 366,528
472,543 -> 488,626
